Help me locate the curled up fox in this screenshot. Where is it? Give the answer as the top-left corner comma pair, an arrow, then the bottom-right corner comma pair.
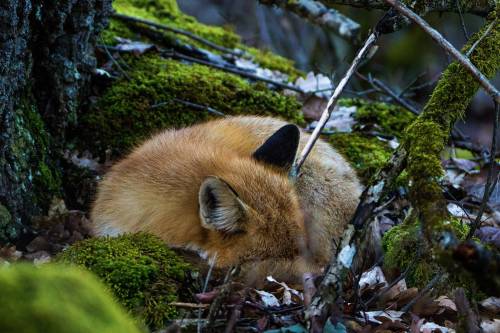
91,116 -> 362,283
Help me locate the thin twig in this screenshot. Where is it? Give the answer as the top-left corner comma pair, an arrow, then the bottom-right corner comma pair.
207,265 -> 240,329
291,32 -> 379,176
455,0 -> 469,40
165,50 -> 305,93
99,39 -> 131,80
112,13 -> 244,57
198,254 -> 217,333
384,0 -> 500,104
399,71 -> 427,96
466,19 -> 496,57
357,72 -> 420,115
467,100 -> 499,239
170,302 -> 210,309
313,0 -> 494,16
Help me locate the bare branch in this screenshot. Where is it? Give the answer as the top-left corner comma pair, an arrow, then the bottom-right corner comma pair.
466,19 -> 496,57
318,0 -> 495,16
291,32 -> 379,176
259,0 -> 360,41
384,0 -> 500,104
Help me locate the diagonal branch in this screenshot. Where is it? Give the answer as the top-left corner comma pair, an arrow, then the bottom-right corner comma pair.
258,0 -> 361,41
291,32 -> 379,176
318,0 -> 495,16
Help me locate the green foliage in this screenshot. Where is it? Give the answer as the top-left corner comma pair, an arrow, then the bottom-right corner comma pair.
329,133 -> 392,182
0,263 -> 141,333
79,55 -> 303,154
57,233 -> 193,329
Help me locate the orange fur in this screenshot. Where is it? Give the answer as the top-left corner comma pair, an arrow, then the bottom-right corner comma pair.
91,116 -> 362,282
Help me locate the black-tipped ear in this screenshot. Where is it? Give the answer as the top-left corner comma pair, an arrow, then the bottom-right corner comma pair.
252,124 -> 300,169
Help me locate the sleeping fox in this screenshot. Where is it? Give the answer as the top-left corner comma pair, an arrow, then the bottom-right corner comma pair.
91,116 -> 362,283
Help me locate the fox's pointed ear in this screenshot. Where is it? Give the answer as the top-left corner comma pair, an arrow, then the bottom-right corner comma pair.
252,124 -> 300,169
199,177 -> 245,233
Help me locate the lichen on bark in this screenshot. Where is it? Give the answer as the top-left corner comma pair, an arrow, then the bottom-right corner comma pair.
0,0 -> 112,242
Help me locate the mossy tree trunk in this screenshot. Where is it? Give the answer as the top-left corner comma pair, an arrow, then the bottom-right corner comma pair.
0,0 -> 112,243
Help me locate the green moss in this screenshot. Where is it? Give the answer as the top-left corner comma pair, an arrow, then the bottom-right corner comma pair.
0,264 -> 141,333
101,19 -> 138,45
106,0 -> 303,79
340,98 -> 416,137
57,233 -> 194,329
329,133 -> 392,182
383,216 -> 480,295
247,48 -> 304,81
79,55 -> 302,154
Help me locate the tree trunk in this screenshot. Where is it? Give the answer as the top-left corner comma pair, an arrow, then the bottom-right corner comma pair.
0,0 -> 112,243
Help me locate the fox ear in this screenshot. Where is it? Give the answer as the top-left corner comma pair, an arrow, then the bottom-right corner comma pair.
253,124 -> 300,169
199,177 -> 245,233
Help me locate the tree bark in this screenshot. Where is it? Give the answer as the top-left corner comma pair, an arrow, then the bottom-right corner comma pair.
0,0 -> 112,243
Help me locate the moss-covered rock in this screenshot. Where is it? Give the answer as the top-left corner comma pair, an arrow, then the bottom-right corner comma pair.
79,54 -> 303,154
57,233 -> 195,329
0,263 -> 141,333
104,0 -> 303,80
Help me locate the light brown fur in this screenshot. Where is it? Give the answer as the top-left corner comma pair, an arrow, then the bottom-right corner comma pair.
91,116 -> 362,283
